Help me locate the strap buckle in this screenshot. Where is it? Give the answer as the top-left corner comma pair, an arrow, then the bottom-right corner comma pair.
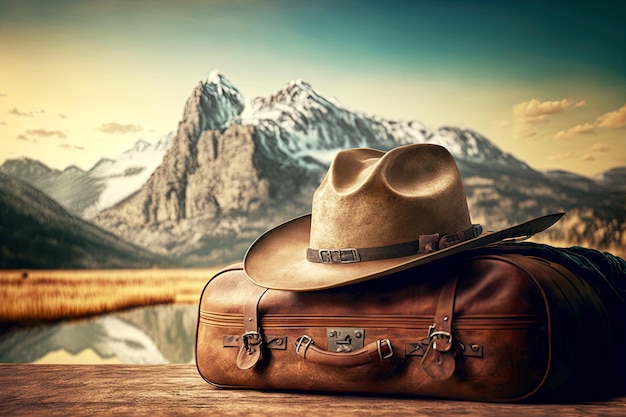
377,339 -> 394,360
428,325 -> 453,352
295,335 -> 313,355
241,331 -> 262,352
429,330 -> 452,340
318,248 -> 361,264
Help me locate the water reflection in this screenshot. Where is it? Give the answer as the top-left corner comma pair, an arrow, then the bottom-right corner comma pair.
0,304 -> 198,364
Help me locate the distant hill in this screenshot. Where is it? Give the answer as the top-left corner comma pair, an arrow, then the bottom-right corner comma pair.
596,167 -> 626,191
0,172 -> 174,269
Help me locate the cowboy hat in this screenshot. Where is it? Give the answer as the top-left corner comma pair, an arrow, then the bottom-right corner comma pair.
244,143 -> 563,291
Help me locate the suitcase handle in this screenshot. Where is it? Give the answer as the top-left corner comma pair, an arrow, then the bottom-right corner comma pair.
295,335 -> 393,368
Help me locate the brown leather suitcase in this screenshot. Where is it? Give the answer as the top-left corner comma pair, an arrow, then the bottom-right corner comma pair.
195,251 -> 613,402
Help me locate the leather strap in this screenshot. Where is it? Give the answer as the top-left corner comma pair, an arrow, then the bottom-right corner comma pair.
306,224 -> 482,264
421,277 -> 458,380
295,336 -> 393,368
236,286 -> 268,370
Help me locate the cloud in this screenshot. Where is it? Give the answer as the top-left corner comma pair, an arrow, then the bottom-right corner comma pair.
60,143 -> 85,151
554,122 -> 595,139
513,98 -> 571,120
26,129 -> 67,139
574,100 -> 586,108
98,122 -> 143,134
15,129 -> 67,143
595,104 -> 626,128
580,143 -> 611,163
512,98 -> 571,139
513,123 -> 540,139
552,103 -> 626,141
9,107 -> 35,117
591,143 -> 610,152
8,107 -> 46,117
0,120 -> 6,126
548,151 -> 573,161
551,143 -> 612,165
16,134 -> 37,143
59,114 -> 67,119
0,93 -> 7,97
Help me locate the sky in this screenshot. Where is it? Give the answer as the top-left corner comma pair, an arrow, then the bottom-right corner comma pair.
1,0 -> 625,178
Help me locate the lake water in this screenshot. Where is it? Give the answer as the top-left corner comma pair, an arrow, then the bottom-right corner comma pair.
0,304 -> 198,364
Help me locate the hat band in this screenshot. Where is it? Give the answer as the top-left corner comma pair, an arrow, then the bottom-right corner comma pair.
306,224 -> 483,264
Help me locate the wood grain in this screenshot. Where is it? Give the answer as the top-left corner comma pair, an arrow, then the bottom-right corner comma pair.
1,364 -> 625,416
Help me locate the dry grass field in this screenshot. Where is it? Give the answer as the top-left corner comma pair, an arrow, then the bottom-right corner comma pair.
0,268 -> 219,323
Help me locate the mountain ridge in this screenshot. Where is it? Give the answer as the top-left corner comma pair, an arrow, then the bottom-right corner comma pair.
92,72 -> 625,264
2,71 -> 623,267
0,133 -> 175,218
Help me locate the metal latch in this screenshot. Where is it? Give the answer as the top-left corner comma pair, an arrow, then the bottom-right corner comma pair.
327,328 -> 365,352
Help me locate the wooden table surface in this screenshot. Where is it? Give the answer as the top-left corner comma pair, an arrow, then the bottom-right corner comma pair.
1,364 -> 625,416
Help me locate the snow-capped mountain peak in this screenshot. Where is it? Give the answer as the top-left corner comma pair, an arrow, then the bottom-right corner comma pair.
235,75 -> 529,173
89,158 -> 115,174
204,69 -> 241,99
206,69 -> 221,85
154,131 -> 174,151
436,127 -> 531,170
252,78 -> 331,111
126,139 -> 151,154
181,72 -> 245,133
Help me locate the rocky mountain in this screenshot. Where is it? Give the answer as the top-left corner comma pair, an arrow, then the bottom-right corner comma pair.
0,172 -> 173,268
92,71 -> 625,265
240,81 -> 532,172
0,132 -> 174,218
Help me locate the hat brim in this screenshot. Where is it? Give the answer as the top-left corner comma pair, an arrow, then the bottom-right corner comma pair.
243,212 -> 564,291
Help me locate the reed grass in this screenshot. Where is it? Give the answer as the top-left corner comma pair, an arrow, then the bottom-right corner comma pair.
0,268 -> 218,322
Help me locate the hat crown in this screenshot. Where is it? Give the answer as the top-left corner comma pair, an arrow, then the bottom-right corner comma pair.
244,142 -> 562,291
309,144 -> 472,250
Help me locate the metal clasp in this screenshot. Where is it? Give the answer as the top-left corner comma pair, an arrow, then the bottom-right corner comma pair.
318,248 -> 361,264
241,331 -> 262,352
327,328 -> 365,352
377,339 -> 394,360
430,330 -> 452,340
295,335 -> 313,355
428,324 -> 453,352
